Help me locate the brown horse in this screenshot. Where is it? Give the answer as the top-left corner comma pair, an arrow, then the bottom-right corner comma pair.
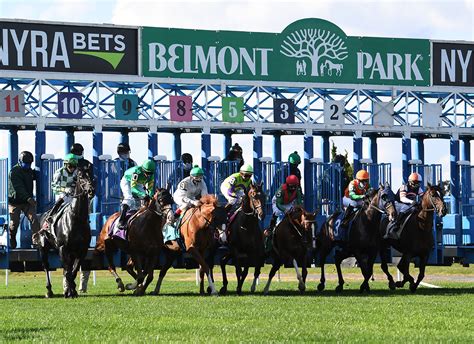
152,195 -> 227,295
263,206 -> 317,295
95,188 -> 171,296
380,183 -> 447,292
317,185 -> 397,293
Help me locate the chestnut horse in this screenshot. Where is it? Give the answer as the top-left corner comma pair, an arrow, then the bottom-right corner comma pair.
95,188 -> 172,296
152,195 -> 227,296
379,183 -> 447,292
263,206 -> 316,295
317,185 -> 397,293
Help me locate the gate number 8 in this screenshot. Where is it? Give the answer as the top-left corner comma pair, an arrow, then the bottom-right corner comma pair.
177,99 -> 186,116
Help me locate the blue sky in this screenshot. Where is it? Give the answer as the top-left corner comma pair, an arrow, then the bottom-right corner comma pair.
0,0 -> 473,182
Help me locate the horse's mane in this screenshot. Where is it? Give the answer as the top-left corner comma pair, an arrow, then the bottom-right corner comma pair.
200,194 -> 218,206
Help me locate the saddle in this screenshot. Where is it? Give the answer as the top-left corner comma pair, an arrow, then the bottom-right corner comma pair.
328,209 -> 360,242
35,204 -> 70,247
109,209 -> 138,241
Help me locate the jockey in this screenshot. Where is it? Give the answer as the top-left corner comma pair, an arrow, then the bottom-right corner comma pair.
115,142 -> 137,177
220,164 -> 254,211
341,169 -> 370,227
266,175 -> 303,235
118,159 -> 156,229
385,172 -> 424,239
173,165 -> 208,218
288,151 -> 302,184
43,154 -> 78,226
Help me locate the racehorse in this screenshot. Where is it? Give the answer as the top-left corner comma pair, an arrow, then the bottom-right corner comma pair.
219,183 -> 266,295
379,183 -> 447,292
317,185 -> 397,293
263,206 -> 317,295
152,195 -> 227,296
38,169 -> 94,298
95,187 -> 172,296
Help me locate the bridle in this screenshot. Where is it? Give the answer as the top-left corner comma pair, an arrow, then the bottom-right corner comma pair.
420,189 -> 443,214
242,188 -> 263,218
368,189 -> 395,216
286,208 -> 316,237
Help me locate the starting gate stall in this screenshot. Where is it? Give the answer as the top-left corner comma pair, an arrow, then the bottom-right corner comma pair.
260,158 -> 290,224
311,159 -> 343,218
409,161 -> 443,188
154,157 -> 183,194
207,157 -> 240,204
360,160 -> 392,187
456,163 -> 474,263
98,156 -> 122,217
0,158 -> 9,269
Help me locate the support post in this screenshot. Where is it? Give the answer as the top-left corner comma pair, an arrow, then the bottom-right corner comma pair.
322,134 -> 330,163
224,132 -> 232,159
304,129 -> 314,210
173,131 -> 181,160
35,128 -> 46,211
273,133 -> 281,162
65,129 -> 75,153
120,130 -> 129,145
461,138 -> 471,162
415,137 -> 425,163
369,136 -> 378,164
450,135 -> 460,215
402,134 -> 412,183
148,127 -> 158,159
353,132 -> 362,176
201,127 -> 211,174
92,126 -> 103,214
8,128 -> 18,169
253,129 -> 263,182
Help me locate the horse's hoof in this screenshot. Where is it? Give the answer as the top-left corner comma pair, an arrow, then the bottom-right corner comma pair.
149,290 -> 158,296
298,282 -> 306,293
409,284 -> 418,293
388,281 -> 396,290
207,286 -> 212,295
126,282 -> 137,290
395,281 -> 404,289
117,281 -> 125,293
317,283 -> 325,292
263,289 -> 269,296
45,290 -> 54,298
210,290 -> 219,297
335,285 -> 343,293
219,287 -> 227,295
250,284 -> 256,293
236,289 -> 242,296
71,289 -> 78,298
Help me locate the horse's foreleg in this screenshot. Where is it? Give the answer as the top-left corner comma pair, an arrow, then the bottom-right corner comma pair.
412,254 -> 428,292
317,244 -> 330,292
104,240 -> 124,292
219,254 -> 231,295
152,250 -> 176,295
188,247 -> 217,296
59,246 -> 73,298
292,258 -> 305,293
263,257 -> 281,295
237,266 -> 249,295
356,251 -> 375,294
301,256 -> 308,293
40,248 -> 53,298
380,246 -> 396,290
141,255 -> 158,295
335,249 -> 349,293
132,254 -> 146,296
69,257 -> 81,298
250,254 -> 264,293
396,253 -> 414,289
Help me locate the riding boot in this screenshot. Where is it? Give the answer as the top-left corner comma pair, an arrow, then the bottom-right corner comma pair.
42,198 -> 65,230
118,204 -> 130,230
341,205 -> 354,227
384,213 -> 403,240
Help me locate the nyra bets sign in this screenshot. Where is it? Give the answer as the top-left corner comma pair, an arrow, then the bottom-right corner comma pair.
142,18 -> 430,86
0,20 -> 138,74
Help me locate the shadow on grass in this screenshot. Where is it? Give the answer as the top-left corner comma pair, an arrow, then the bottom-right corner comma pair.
0,327 -> 52,341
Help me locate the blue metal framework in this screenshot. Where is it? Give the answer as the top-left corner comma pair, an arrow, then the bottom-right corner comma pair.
311,161 -> 343,216
208,160 -> 240,204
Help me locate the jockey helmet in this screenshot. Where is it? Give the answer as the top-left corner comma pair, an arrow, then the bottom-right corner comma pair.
408,172 -> 422,184
288,151 -> 301,165
141,159 -> 156,173
240,164 -> 253,174
356,169 -> 369,181
286,175 -> 299,185
64,153 -> 78,166
190,165 -> 204,177
117,142 -> 131,154
70,143 -> 84,156
19,151 -> 34,164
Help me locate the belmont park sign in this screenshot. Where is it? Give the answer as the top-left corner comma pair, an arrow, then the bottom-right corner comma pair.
142,18 -> 430,86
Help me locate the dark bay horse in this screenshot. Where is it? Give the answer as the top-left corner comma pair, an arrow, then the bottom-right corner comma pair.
152,195 -> 227,296
95,187 -> 171,296
219,183 -> 265,295
317,185 -> 397,293
263,206 -> 316,295
380,183 -> 447,292
38,169 -> 94,298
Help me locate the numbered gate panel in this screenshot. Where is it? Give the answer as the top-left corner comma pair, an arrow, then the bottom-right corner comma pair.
58,92 -> 83,119
323,100 -> 345,125
170,96 -> 193,121
273,99 -> 295,123
0,90 -> 25,117
115,94 -> 139,120
222,97 -> 244,123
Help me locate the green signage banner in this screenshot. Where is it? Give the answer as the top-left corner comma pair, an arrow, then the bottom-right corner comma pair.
142,18 -> 430,86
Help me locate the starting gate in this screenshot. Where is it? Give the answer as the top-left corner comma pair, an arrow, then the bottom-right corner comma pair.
38,157 -> 63,213
99,158 -> 122,216
0,158 -> 8,268
461,165 -> 474,217
208,159 -> 240,203
410,163 -> 442,188
311,161 -> 343,216
155,159 -> 183,195
361,162 -> 392,187
260,160 -> 290,220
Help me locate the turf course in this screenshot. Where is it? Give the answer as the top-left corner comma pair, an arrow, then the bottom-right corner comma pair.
0,265 -> 473,343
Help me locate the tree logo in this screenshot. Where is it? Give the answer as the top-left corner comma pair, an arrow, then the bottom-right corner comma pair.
280,28 -> 348,78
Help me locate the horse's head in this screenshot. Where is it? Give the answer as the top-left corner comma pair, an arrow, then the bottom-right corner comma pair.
423,183 -> 447,218
75,168 -> 94,199
247,182 -> 265,221
290,206 -> 317,232
153,187 -> 173,210
376,183 -> 397,222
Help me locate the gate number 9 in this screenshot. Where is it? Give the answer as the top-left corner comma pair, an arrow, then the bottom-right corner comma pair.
122,99 -> 132,115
